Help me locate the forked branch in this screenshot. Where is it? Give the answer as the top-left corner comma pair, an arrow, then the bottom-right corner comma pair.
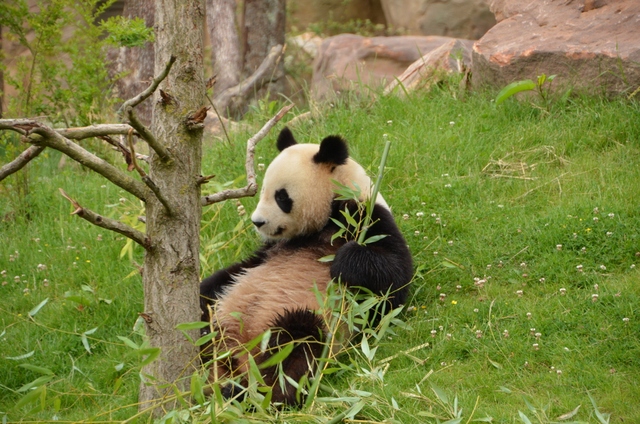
0,120 -> 149,201
0,145 -> 46,182
59,188 -> 150,249
201,103 -> 294,206
120,56 -> 176,163
213,44 -> 284,114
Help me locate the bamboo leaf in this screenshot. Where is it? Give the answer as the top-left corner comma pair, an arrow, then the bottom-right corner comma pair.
495,80 -> 536,105
518,411 -> 533,424
429,381 -> 449,404
175,321 -> 209,331
259,342 -> 294,369
556,404 -> 581,421
5,351 -> 35,360
28,298 -> 49,317
18,364 -> 54,375
363,234 -> 388,245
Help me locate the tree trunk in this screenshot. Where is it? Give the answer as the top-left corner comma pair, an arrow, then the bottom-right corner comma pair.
207,0 -> 241,94
242,0 -> 286,100
138,0 -> 204,411
109,0 -> 155,126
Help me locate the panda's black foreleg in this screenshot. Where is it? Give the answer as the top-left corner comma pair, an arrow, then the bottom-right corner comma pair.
330,203 -> 413,309
260,308 -> 326,406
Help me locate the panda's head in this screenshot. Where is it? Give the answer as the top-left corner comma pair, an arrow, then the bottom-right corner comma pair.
251,127 -> 387,241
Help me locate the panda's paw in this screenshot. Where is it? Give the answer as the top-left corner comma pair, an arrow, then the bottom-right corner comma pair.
331,241 -> 374,281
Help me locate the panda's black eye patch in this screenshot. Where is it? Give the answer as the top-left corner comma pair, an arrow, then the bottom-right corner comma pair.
275,189 -> 293,214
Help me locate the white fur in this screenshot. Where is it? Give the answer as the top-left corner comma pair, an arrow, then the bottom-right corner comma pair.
251,143 -> 388,241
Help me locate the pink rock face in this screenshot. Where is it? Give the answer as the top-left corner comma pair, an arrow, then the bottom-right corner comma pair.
473,0 -> 640,96
312,34 -> 470,99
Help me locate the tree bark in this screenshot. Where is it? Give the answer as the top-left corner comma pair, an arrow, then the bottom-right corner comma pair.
242,0 -> 286,99
138,0 -> 205,411
109,0 -> 156,126
207,0 -> 241,95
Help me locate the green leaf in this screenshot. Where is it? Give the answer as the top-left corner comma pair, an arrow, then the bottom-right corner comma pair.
487,357 -> 502,369
17,375 -> 53,392
588,393 -> 610,424
429,381 -> 449,404
195,331 -> 215,347
81,334 -> 91,354
318,255 -> 335,263
495,80 -> 536,105
138,347 -> 161,366
499,386 -> 512,393
442,419 -> 463,424
259,342 -> 295,369
18,364 -> 54,375
518,411 -> 533,424
117,336 -> 139,350
14,385 -> 45,410
190,371 -> 205,405
28,298 -> 49,317
6,351 -> 35,360
175,321 -> 210,331
556,404 -> 581,421
363,234 -> 388,245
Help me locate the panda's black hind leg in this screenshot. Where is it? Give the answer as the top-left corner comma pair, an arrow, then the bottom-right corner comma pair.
260,308 -> 326,406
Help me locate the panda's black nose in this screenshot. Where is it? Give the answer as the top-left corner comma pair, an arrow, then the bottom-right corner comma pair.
252,219 -> 265,228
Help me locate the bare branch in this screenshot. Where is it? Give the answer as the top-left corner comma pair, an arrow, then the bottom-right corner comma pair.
1,119 -> 136,140
0,145 -> 46,182
120,55 -> 176,111
127,130 -> 175,215
5,120 -> 149,201
57,124 -> 136,140
119,56 -> 176,163
201,103 -> 294,206
213,44 -> 284,113
59,188 -> 150,250
125,108 -> 171,163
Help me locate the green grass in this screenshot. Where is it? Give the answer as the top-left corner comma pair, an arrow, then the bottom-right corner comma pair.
1,85 -> 639,422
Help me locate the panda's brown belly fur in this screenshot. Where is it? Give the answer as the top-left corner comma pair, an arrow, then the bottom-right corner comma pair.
215,249 -> 332,345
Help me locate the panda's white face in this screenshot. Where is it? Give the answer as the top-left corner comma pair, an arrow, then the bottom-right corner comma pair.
251,129 -> 380,241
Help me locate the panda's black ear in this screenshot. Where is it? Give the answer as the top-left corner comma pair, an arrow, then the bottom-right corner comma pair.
277,127 -> 297,151
313,135 -> 349,167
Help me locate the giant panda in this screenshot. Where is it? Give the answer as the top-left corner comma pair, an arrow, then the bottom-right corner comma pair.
200,127 -> 413,405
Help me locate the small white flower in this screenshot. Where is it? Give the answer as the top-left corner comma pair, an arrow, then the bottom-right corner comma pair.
533,343 -> 539,350
516,290 -> 523,297
402,213 -> 409,220
526,312 -> 532,319
623,317 -> 630,323
591,294 -> 599,302
560,288 -> 567,295
608,213 -> 615,218
600,264 -> 607,270
414,230 -> 420,236
449,121 -> 455,126
431,329 -> 437,337
416,212 -> 424,217
556,244 -> 563,250
258,163 -> 265,171
387,120 -> 393,125
593,217 -> 599,222
37,264 -> 47,271
475,330 -> 483,338
444,184 -> 452,188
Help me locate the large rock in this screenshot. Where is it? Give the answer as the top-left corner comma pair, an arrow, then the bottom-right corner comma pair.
380,0 -> 496,40
312,34 -> 469,99
384,39 -> 474,95
473,0 -> 640,96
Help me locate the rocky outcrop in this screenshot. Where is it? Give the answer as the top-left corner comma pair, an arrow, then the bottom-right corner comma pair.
380,0 -> 495,40
473,0 -> 640,96
384,39 -> 474,95
312,34 -> 470,99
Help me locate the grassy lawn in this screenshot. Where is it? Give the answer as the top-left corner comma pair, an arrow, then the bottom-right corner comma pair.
1,85 -> 639,422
